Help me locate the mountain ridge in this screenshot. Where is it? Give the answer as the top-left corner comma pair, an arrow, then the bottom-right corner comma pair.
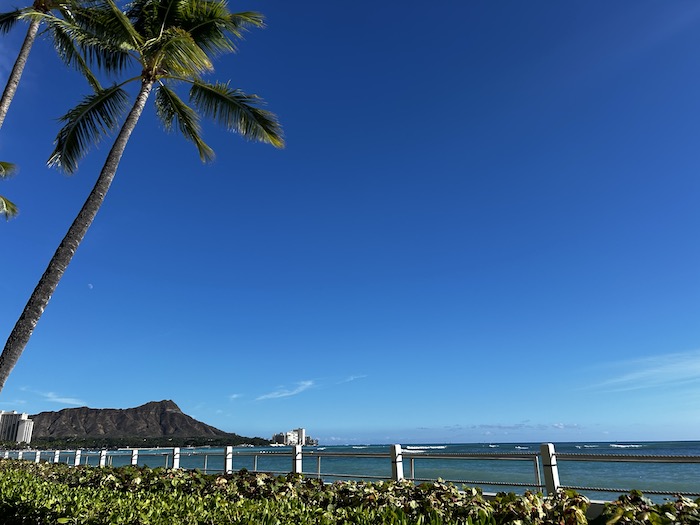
30,400 -> 248,440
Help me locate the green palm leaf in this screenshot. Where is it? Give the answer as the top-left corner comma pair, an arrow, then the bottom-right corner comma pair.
24,5 -> 131,76
148,27 -> 213,76
0,9 -> 22,34
189,81 -> 284,148
179,3 -> 263,55
155,83 -> 214,161
0,161 -> 17,178
126,0 -> 177,38
0,196 -> 18,219
69,0 -> 140,72
226,11 -> 266,32
49,18 -> 103,91
124,0 -> 154,38
102,0 -> 144,52
48,85 -> 130,174
0,162 -> 18,220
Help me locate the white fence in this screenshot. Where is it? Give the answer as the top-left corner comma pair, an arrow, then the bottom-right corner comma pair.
3,443 -> 700,500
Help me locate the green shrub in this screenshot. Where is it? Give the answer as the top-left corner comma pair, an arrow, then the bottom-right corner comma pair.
0,458 -> 696,525
600,490 -> 700,525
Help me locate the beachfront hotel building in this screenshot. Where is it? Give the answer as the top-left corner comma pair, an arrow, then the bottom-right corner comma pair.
271,427 -> 318,446
0,411 -> 34,444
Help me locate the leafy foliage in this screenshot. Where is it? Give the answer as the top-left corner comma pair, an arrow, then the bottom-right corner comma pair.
0,162 -> 18,219
0,1 -> 102,94
2,458 -> 698,524
42,0 -> 284,173
599,490 -> 700,525
48,85 -> 130,173
0,9 -> 23,34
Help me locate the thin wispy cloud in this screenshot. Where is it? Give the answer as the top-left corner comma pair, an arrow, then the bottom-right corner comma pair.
229,394 -> 242,400
0,398 -> 27,407
593,349 -> 700,392
257,380 -> 314,401
22,388 -> 86,406
338,374 -> 367,384
474,422 -> 580,431
43,392 -> 86,405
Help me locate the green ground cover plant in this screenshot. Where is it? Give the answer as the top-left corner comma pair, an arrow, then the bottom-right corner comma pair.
0,459 -> 697,524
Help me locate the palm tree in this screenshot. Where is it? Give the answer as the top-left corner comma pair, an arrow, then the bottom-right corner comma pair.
0,0 -> 284,392
0,161 -> 18,219
0,1 -> 99,130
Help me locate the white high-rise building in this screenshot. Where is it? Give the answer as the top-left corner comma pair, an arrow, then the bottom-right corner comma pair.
16,419 -> 33,444
271,427 -> 316,446
0,411 -> 33,444
295,428 -> 306,446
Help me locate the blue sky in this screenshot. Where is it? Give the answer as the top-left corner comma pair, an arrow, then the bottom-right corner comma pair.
1,0 -> 700,445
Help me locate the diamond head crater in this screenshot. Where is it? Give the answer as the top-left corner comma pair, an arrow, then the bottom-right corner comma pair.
22,400 -> 269,449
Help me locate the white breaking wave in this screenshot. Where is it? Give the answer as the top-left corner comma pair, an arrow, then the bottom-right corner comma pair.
610,444 -> 643,448
405,445 -> 447,450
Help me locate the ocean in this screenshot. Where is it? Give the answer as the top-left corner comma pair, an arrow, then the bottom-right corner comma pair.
85,440 -> 700,503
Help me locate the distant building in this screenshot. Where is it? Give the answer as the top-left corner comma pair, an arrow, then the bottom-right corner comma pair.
0,411 -> 33,444
16,419 -> 34,444
271,427 -> 318,446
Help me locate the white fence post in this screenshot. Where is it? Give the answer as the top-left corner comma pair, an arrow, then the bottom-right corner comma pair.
225,446 -> 233,474
17,451 -> 23,461
172,447 -> 180,469
99,449 -> 107,467
131,449 -> 139,466
540,442 -> 560,495
292,445 -> 303,474
391,444 -> 405,481
74,450 -> 82,466
53,450 -> 60,463
35,451 -> 41,463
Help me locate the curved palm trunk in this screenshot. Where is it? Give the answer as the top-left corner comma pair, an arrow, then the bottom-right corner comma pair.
0,18 -> 40,130
0,80 -> 154,392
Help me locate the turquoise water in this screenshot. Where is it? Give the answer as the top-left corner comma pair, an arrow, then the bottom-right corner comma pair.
303,442 -> 700,501
27,441 -> 700,502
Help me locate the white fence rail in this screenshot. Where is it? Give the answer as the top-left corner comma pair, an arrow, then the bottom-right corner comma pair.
2,443 -> 700,499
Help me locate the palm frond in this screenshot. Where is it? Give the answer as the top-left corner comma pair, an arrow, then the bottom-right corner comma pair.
0,161 -> 17,178
0,9 -> 23,34
125,0 -> 155,37
0,161 -> 18,220
49,17 -> 102,90
127,0 -> 177,39
189,81 -> 284,148
149,27 -> 213,76
155,84 -> 214,162
157,0 -> 184,36
37,7 -> 133,75
228,11 -> 266,31
0,195 -> 18,220
102,0 -> 144,52
179,3 -> 263,54
48,84 -> 130,174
